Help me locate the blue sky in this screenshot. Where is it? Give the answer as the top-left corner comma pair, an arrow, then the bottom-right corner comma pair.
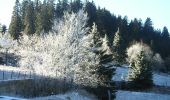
0,0 -> 169,30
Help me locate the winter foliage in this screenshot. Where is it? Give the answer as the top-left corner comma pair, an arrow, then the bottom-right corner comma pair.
127,43 -> 153,88
9,10 -> 102,87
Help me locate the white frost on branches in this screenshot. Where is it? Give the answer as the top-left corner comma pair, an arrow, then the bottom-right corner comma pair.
12,10 -> 100,87
127,42 -> 153,63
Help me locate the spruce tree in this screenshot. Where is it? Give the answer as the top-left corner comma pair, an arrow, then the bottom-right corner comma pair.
127,43 -> 153,89
24,0 -> 35,35
113,28 -> 125,64
9,0 -> 22,40
34,0 -> 42,35
1,25 -> 7,34
21,0 -> 29,31
90,23 -> 115,99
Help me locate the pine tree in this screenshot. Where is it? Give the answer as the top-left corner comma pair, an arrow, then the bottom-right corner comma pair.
1,25 -> 7,34
90,23 -> 115,99
84,0 -> 97,27
34,0 -> 42,35
21,0 -> 29,31
9,0 -> 22,40
46,0 -> 55,31
70,0 -> 83,13
127,43 -> 153,89
35,0 -> 55,35
113,28 -> 125,64
24,0 -> 35,35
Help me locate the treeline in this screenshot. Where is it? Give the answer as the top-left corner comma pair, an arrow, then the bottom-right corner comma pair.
9,0 -> 170,64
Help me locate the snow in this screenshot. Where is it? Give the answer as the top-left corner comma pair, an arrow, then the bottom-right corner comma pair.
0,65 -> 32,81
0,96 -> 26,100
116,90 -> 170,100
153,73 -> 170,87
0,91 -> 96,100
30,91 -> 97,100
112,66 -> 170,87
112,66 -> 128,81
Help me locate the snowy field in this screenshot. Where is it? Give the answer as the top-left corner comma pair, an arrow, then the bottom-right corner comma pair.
112,65 -> 170,87
0,91 -> 97,100
116,90 -> 170,100
0,65 -> 31,81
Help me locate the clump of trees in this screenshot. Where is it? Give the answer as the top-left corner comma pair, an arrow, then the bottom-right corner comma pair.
11,10 -> 115,99
9,0 -> 170,66
127,42 -> 153,89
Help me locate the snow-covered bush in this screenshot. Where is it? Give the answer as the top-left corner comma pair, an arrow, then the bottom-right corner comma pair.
152,53 -> 165,72
12,10 -> 100,87
127,42 -> 153,89
127,42 -> 153,63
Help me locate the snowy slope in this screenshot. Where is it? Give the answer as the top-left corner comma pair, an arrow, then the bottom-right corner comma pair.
31,92 -> 97,100
153,73 -> 170,87
116,90 -> 170,100
0,96 -> 26,100
112,66 -> 170,87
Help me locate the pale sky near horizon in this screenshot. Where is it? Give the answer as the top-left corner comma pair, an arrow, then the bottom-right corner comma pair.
0,0 -> 169,31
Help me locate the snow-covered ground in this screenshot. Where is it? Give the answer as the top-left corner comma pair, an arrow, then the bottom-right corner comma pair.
0,65 -> 32,81
116,90 -> 170,100
0,96 -> 26,100
0,91 -> 97,100
31,91 -> 97,100
112,66 -> 170,87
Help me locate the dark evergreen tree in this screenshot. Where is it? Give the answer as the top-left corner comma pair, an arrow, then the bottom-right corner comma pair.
46,0 -> 55,31
70,0 -> 83,13
35,0 -> 55,35
128,18 -> 142,42
84,0 -> 97,27
9,0 -> 22,40
160,26 -> 170,58
162,26 -> 169,39
55,0 -> 69,18
143,17 -> 154,44
24,0 -> 35,35
21,0 -> 29,31
34,0 -> 42,35
1,25 -> 7,34
96,8 -> 115,38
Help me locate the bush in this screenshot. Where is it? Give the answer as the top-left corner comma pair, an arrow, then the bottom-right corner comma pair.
127,42 -> 153,89
152,53 -> 165,72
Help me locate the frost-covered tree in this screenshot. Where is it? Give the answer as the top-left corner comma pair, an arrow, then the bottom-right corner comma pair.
89,23 -> 114,85
113,28 -> 125,64
127,43 -> 153,89
152,53 -> 165,72
88,23 -> 115,99
13,10 -> 101,88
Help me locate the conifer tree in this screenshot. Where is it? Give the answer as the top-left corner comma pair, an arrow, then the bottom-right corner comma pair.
24,0 -> 35,35
21,0 -> 29,31
9,0 -> 22,40
34,0 -> 42,35
127,43 -> 153,89
89,23 -> 115,99
113,28 -> 125,64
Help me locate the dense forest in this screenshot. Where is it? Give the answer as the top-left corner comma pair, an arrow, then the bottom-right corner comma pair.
8,0 -> 170,72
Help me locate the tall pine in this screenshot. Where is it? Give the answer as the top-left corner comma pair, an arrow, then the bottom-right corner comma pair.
9,0 -> 22,40
24,0 -> 35,35
113,28 -> 125,64
90,23 -> 115,99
